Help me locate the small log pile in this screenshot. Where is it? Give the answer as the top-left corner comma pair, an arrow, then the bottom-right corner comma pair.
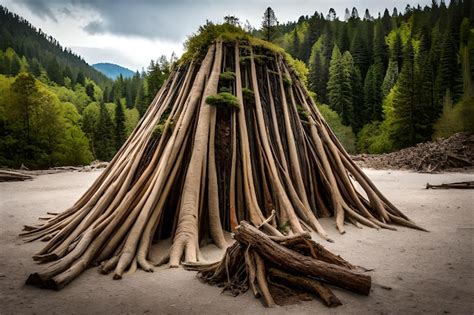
353,133 -> 474,172
185,221 -> 370,307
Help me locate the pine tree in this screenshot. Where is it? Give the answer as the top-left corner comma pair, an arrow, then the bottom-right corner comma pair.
9,54 -> 21,76
391,42 -> 417,148
339,24 -> 350,53
85,83 -> 95,100
46,57 -> 63,85
351,29 -> 369,77
381,60 -> 398,98
363,65 -> 375,123
75,71 -> 85,86
415,31 -> 435,138
261,7 -> 278,42
392,32 -> 403,70
327,46 -> 353,125
63,66 -> 73,83
291,28 -> 300,59
95,101 -> 115,161
435,20 -> 462,108
351,67 -> 365,131
114,99 -> 126,150
135,83 -> 147,116
369,23 -> 388,120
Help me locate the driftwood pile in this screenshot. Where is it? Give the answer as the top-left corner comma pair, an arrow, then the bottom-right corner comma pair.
0,170 -> 33,182
353,133 -> 474,172
185,221 -> 370,307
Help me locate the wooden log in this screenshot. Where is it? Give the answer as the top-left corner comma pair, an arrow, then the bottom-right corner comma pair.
268,268 -> 342,307
234,221 -> 371,295
426,181 -> 474,189
0,170 -> 33,182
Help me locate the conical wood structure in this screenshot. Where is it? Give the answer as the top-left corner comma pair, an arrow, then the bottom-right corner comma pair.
22,32 -> 423,290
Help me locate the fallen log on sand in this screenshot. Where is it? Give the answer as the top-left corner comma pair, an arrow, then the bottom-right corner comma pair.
426,181 -> 474,189
0,170 -> 33,182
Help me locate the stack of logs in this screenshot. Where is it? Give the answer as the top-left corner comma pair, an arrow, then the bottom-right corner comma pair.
185,221 -> 371,307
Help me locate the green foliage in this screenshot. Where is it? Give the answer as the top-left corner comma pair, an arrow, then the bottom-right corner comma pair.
124,108 -> 139,136
94,101 -> 115,161
433,97 -> 474,139
273,1 -> 469,153
242,87 -> 255,103
239,54 -> 273,65
327,46 -> 353,126
282,73 -> 293,86
317,104 -> 356,153
0,74 -> 93,168
0,6 -> 110,87
152,110 -> 172,139
146,56 -> 170,105
277,221 -> 290,235
356,89 -> 396,154
114,99 -> 126,150
206,92 -> 240,110
219,71 -> 236,81
286,58 -> 309,86
296,105 -> 310,123
261,7 -> 278,42
181,22 -> 247,63
381,60 -> 398,98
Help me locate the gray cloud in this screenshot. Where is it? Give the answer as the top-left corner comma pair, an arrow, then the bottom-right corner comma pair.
13,0 -> 434,41
19,0 -> 58,22
83,20 -> 105,35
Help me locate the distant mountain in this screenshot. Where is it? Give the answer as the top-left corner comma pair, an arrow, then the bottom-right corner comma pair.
0,5 -> 111,87
93,63 -> 135,79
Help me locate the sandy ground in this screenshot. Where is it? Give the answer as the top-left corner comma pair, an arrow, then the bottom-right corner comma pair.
0,169 -> 473,314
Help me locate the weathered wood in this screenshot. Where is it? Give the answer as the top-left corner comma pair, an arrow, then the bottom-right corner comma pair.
426,181 -> 474,189
268,268 -> 342,307
234,222 -> 371,295
0,170 -> 33,182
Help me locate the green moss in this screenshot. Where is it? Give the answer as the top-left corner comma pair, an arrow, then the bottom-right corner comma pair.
219,71 -> 235,81
242,87 -> 255,103
278,221 -> 290,235
283,74 -> 293,86
180,23 -> 247,63
296,105 -> 310,123
206,92 -> 240,110
178,21 -> 310,91
152,124 -> 165,139
152,110 -> 172,139
219,86 -> 231,93
239,54 -> 273,65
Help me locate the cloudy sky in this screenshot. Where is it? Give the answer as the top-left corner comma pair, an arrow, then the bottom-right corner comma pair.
1,0 -> 433,71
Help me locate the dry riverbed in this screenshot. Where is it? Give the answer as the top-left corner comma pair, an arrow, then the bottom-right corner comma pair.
1,169 -> 473,314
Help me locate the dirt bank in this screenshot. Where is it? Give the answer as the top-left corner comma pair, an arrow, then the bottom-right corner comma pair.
1,169 -> 473,314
